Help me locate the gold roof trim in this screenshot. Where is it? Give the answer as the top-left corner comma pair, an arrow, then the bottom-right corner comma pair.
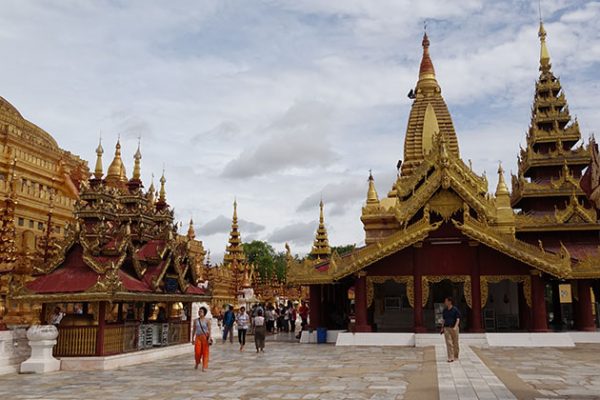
452,215 -> 571,278
287,214 -> 440,285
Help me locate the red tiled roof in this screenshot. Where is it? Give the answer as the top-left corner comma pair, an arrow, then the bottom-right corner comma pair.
185,285 -> 205,295
27,245 -> 99,293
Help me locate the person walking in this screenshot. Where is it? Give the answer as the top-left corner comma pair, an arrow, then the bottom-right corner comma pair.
236,306 -> 250,352
253,309 -> 266,353
440,297 -> 461,362
192,307 -> 212,371
265,305 -> 275,333
297,301 -> 309,339
222,305 -> 235,344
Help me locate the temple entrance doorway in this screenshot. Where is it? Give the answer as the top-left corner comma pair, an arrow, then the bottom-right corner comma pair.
424,279 -> 468,332
482,280 -> 520,332
372,280 -> 413,332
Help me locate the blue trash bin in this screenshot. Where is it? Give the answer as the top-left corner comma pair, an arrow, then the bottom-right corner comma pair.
316,327 -> 327,344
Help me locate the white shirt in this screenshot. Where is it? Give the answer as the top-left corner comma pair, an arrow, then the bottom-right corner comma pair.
254,316 -> 265,327
237,312 -> 250,329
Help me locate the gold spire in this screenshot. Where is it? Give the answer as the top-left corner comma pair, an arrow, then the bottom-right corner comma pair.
310,200 -> 331,260
94,138 -> 104,179
416,32 -> 440,93
106,139 -> 128,186
132,141 -> 142,181
187,218 -> 196,239
401,32 -> 459,177
495,162 -> 509,196
366,171 -> 380,205
158,171 -> 166,203
224,199 -> 245,266
538,21 -> 551,73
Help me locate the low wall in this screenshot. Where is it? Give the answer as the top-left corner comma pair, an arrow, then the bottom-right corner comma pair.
0,329 -> 30,375
59,343 -> 191,371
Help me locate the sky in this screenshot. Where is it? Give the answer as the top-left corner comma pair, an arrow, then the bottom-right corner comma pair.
1,0 -> 599,262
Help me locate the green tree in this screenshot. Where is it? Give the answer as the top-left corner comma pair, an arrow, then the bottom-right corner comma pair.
331,244 -> 356,256
243,240 -> 276,283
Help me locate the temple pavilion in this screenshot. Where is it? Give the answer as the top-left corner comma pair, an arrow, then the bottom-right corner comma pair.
287,23 -> 600,334
11,141 -> 210,357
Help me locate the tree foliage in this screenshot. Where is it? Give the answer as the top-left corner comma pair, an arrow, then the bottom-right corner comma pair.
331,244 -> 356,256
243,240 -> 286,283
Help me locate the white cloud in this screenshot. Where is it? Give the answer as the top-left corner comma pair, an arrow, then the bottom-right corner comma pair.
0,0 -> 598,258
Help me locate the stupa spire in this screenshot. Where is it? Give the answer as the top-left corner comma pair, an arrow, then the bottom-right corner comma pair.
495,162 -> 509,196
93,138 -> 104,180
132,140 -> 142,181
310,199 -> 331,260
187,218 -> 196,239
416,32 -> 440,93
158,171 -> 167,204
366,170 -> 380,205
106,139 -> 128,186
224,199 -> 245,266
538,21 -> 551,73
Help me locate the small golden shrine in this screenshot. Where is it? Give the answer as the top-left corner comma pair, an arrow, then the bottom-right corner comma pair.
10,140 -> 210,356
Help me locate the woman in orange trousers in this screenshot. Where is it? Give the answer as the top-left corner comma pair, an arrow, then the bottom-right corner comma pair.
192,306 -> 212,371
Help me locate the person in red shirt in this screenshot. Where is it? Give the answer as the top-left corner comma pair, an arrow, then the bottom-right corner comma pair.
296,301 -> 309,339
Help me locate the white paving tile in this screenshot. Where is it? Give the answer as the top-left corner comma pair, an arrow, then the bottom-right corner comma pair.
435,344 -> 517,400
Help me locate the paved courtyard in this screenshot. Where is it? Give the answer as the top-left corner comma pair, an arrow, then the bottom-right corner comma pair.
1,339 -> 600,400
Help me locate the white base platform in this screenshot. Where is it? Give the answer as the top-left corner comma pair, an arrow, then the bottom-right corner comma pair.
59,343 -> 190,371
0,329 -> 30,375
568,331 -> 600,344
331,331 -> 600,347
299,330 -> 344,344
486,332 -> 575,347
336,333 -> 415,346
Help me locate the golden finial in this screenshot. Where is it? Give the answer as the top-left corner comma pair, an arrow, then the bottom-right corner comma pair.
538,8 -> 551,73
310,199 -> 331,260
496,162 -> 509,196
132,138 -> 142,181
366,170 -> 380,205
94,137 -> 104,179
158,170 -> 166,203
416,30 -> 439,92
106,139 -> 127,184
233,198 -> 238,224
187,218 -> 196,239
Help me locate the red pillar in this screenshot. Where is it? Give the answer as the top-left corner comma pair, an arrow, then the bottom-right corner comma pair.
354,274 -> 371,332
469,277 -> 483,333
309,285 -> 322,329
413,273 -> 425,333
574,280 -> 596,331
518,282 -> 530,331
413,246 -> 425,333
530,273 -> 548,332
95,301 -> 107,356
469,246 -> 483,332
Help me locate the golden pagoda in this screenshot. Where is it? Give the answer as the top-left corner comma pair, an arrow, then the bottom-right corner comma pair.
286,29 -> 600,334
511,21 -> 595,235
309,200 -> 331,260
0,96 -> 88,325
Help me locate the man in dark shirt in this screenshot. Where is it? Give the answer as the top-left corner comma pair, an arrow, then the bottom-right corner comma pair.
440,297 -> 461,362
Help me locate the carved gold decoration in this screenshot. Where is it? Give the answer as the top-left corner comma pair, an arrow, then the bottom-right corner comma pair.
422,275 -> 471,308
480,275 -> 531,308
428,190 -> 463,221
366,275 -> 414,308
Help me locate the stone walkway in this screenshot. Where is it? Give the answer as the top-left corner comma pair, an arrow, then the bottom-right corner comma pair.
435,345 -> 516,400
478,345 -> 600,399
0,342 -> 426,400
3,341 -> 600,399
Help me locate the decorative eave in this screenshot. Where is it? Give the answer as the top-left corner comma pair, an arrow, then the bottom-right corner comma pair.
526,122 -> 580,146
518,143 -> 590,176
287,214 -> 440,285
452,215 -> 571,278
11,291 -> 209,304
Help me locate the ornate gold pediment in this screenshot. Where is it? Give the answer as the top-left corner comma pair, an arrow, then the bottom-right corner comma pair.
428,190 -> 462,221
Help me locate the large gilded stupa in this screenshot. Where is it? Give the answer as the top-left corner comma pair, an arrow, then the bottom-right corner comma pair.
287,23 -> 600,334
